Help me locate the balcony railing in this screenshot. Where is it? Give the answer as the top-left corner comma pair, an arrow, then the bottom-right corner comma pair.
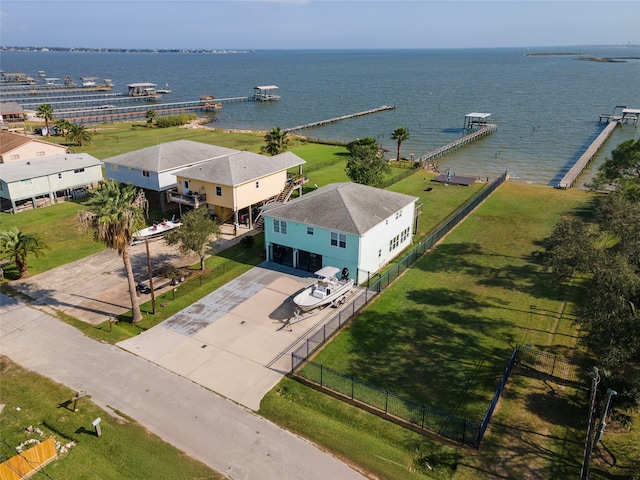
166,190 -> 206,208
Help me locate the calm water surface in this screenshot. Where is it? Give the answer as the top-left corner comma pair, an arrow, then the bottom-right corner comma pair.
2,47 -> 639,185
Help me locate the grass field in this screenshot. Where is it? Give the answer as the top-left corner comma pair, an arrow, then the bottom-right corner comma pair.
0,356 -> 221,479
260,182 -> 640,479
5,124 -> 639,479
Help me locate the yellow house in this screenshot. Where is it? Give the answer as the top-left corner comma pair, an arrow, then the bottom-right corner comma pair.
171,150 -> 306,227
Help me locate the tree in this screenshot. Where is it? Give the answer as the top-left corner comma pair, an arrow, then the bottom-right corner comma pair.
145,109 -> 157,128
391,126 -> 410,162
54,119 -> 73,138
165,208 -> 221,270
540,193 -> 640,368
67,123 -> 93,146
0,227 -> 47,279
345,137 -> 391,187
78,181 -> 148,323
36,104 -> 54,137
590,138 -> 640,200
261,127 -> 289,156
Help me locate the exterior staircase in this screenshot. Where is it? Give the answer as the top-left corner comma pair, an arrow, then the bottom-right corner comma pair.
254,176 -> 307,229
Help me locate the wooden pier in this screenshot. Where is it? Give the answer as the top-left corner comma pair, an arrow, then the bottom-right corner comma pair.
557,120 -> 619,189
284,105 -> 395,133
417,123 -> 497,165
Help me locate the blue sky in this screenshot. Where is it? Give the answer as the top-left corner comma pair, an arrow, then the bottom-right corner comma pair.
2,1 -> 639,50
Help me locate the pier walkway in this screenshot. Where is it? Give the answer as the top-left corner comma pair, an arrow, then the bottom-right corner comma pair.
557,120 -> 619,189
417,123 -> 497,165
285,105 -> 395,133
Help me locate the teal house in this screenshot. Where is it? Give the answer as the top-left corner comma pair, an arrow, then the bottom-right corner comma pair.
262,182 -> 418,285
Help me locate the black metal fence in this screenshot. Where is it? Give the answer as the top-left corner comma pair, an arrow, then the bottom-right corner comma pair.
517,345 -> 587,386
293,354 -> 481,448
289,171 -> 518,448
370,171 -> 508,293
478,347 -> 518,443
293,345 -> 587,449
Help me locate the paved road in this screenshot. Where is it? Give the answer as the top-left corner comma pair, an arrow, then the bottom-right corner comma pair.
0,294 -> 367,480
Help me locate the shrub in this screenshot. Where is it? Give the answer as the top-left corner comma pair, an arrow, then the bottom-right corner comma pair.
156,114 -> 197,128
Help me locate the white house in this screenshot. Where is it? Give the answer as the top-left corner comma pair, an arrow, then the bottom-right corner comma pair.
262,182 -> 419,285
0,153 -> 103,213
102,140 -> 238,210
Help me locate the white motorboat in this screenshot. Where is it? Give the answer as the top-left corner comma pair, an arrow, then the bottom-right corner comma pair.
133,218 -> 182,242
293,266 -> 353,312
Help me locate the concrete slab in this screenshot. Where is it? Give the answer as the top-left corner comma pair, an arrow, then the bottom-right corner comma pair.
117,263 -> 363,410
154,336 -> 222,377
118,327 -> 189,362
187,350 -> 284,411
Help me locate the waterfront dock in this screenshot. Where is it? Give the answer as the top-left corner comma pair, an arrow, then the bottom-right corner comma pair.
285,105 -> 395,133
417,123 -> 497,166
557,120 -> 619,189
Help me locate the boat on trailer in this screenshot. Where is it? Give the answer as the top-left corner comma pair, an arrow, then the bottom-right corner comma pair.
293,266 -> 353,313
133,217 -> 182,242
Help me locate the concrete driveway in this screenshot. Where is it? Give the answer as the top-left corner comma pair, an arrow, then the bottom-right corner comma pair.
118,263 -> 360,410
0,294 -> 367,480
10,238 -> 198,324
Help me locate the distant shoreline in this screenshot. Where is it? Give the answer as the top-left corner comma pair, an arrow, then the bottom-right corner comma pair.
523,52 -> 640,62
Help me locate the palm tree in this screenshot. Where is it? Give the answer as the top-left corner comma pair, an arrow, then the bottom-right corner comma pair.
391,126 -> 410,162
261,127 -> 289,156
78,181 -> 148,323
36,104 -> 55,137
55,118 -> 73,138
68,123 -> 93,146
145,109 -> 157,128
0,227 -> 47,279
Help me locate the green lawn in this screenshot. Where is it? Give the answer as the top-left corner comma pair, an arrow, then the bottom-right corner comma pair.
7,125 -> 639,479
0,199 -> 104,280
0,356 -> 221,480
261,183 -> 639,479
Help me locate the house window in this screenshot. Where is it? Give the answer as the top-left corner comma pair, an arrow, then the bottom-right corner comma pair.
111,164 -> 119,171
396,209 -> 403,219
379,249 -> 382,257
256,181 -> 259,188
58,173 -> 62,179
10,154 -> 19,160
215,186 -> 222,197
21,178 -> 32,186
401,227 -> 410,243
307,226 -> 314,236
331,232 -> 346,249
142,170 -> 150,177
37,151 -> 45,157
389,234 -> 400,252
74,168 -> 85,173
274,219 -> 287,234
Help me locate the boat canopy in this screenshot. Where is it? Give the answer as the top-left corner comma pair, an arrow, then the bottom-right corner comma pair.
254,85 -> 279,90
314,266 -> 340,278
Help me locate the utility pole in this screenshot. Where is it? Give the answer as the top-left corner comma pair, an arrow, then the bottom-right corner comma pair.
580,367 -> 600,480
145,237 -> 156,314
596,389 -> 617,447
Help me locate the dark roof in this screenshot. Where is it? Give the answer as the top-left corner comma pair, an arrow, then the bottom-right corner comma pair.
263,182 -> 418,235
0,102 -> 24,115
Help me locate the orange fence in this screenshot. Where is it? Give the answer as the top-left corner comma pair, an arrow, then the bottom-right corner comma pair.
0,437 -> 57,480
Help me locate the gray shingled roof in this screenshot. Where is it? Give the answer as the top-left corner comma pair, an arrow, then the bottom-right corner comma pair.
103,140 -> 238,172
176,150 -> 305,186
263,182 -> 418,235
0,154 -> 102,183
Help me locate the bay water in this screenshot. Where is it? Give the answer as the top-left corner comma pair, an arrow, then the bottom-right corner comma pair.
2,46 -> 639,185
